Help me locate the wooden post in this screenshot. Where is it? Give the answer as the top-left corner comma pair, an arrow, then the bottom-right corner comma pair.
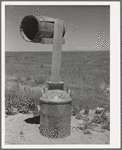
51,19 -> 63,84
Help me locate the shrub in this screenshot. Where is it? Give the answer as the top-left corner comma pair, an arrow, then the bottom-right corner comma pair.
34,76 -> 46,85
81,123 -> 90,131
14,77 -> 24,83
91,112 -> 108,125
71,106 -> 80,116
26,76 -> 31,81
5,92 -> 15,115
5,83 -> 41,115
84,107 -> 90,115
40,64 -> 43,68
84,129 -> 92,134
102,121 -> 110,131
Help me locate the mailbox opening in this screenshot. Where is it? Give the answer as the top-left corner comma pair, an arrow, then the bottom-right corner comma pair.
20,15 -> 39,41
20,15 -> 65,43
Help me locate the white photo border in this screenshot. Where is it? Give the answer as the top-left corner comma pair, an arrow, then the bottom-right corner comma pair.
1,1 -> 120,149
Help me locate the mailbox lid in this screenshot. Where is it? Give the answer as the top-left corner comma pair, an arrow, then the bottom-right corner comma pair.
40,90 -> 72,104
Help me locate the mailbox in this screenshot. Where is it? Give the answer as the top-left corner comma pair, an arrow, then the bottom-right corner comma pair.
20,15 -> 72,138
20,15 -> 65,43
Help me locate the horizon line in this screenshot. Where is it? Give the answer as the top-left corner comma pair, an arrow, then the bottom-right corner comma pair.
5,49 -> 110,52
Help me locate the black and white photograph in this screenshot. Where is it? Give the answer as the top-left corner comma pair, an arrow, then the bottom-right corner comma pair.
2,1 -> 120,149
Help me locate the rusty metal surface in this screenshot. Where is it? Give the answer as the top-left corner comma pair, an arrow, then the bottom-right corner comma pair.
20,15 -> 65,43
40,90 -> 72,104
40,103 -> 71,138
41,38 -> 65,44
51,19 -> 64,83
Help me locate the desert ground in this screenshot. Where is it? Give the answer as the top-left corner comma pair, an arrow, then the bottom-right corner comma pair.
5,112 -> 109,144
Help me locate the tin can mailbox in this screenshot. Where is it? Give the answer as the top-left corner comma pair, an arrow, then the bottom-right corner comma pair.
40,90 -> 72,138
20,15 -> 65,43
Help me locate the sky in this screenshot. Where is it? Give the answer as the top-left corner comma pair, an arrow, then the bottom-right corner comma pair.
5,5 -> 110,51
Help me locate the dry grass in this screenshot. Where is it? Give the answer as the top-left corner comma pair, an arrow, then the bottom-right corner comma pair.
5,75 -> 44,115
5,51 -> 110,115
76,108 -> 110,133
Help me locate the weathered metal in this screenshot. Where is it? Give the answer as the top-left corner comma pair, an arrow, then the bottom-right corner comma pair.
20,15 -> 65,43
20,15 -> 72,138
51,19 -> 64,84
41,38 -> 65,44
40,90 -> 72,138
47,81 -> 65,90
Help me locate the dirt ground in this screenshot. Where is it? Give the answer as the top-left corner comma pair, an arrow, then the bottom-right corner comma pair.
5,113 -> 110,145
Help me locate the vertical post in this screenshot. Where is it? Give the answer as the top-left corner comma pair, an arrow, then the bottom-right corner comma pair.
51,19 -> 63,84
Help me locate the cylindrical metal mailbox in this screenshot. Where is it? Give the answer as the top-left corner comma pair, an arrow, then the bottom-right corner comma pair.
40,90 -> 72,138
20,15 -> 65,43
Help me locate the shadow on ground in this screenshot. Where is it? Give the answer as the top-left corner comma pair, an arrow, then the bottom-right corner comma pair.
25,116 -> 40,124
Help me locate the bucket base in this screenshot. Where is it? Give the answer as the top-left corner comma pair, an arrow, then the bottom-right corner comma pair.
40,127 -> 71,138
